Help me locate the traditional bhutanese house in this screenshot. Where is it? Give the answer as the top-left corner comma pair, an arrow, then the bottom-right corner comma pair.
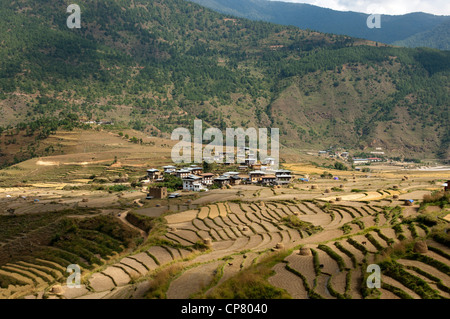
223,171 -> 240,176
275,169 -> 291,176
230,175 -> 242,185
163,165 -> 177,174
214,175 -> 231,187
251,163 -> 262,170
182,175 -> 203,191
249,170 -> 266,183
200,173 -> 214,185
262,157 -> 275,165
276,174 -> 292,185
353,158 -> 369,164
188,166 -> 203,175
245,158 -> 257,166
176,169 -> 191,179
147,169 -> 161,181
274,169 -> 292,185
261,175 -> 277,185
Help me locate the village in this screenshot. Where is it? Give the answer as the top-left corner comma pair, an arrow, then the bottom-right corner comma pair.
144,148 -> 293,198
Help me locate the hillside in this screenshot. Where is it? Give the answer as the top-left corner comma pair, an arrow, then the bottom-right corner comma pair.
393,20 -> 450,51
189,0 -> 450,49
0,0 -> 449,164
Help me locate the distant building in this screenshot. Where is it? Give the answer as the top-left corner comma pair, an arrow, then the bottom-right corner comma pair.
182,175 -> 204,191
249,171 -> 266,183
176,169 -> 191,179
368,158 -> 382,162
353,158 -> 369,164
318,151 -> 328,155
148,187 -> 167,199
275,169 -> 292,185
188,166 -> 203,175
223,172 -> 240,176
445,181 -> 450,192
200,173 -> 214,185
251,163 -> 262,170
163,165 -> 176,173
230,175 -> 242,185
214,176 -> 231,187
147,169 -> 162,181
261,175 -> 277,185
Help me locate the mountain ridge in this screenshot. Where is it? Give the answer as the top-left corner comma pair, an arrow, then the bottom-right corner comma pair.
0,0 -> 448,165
188,0 -> 450,49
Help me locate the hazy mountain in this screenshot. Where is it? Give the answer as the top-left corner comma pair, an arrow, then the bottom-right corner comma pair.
189,0 -> 450,49
0,0 -> 449,166
393,20 -> 450,51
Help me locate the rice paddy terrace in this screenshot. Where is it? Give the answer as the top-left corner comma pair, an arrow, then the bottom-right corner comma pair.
2,194 -> 447,299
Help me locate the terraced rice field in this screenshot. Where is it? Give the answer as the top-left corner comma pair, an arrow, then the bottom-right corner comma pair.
2,196 -> 449,300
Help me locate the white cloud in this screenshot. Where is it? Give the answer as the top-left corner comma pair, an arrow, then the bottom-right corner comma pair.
270,0 -> 450,15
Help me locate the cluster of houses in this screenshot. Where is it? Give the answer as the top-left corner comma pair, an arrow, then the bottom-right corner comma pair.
146,164 -> 293,192
352,158 -> 383,164
318,147 -> 386,164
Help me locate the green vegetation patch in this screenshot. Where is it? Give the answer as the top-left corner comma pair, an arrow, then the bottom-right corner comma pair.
281,215 -> 323,236
207,251 -> 292,299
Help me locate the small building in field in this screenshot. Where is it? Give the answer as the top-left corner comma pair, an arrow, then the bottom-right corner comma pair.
214,176 -> 231,187
200,173 -> 214,185
147,169 -> 162,181
148,187 -> 168,199
444,181 -> 449,192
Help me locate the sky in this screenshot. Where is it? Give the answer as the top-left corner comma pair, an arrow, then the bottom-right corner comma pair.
270,0 -> 450,15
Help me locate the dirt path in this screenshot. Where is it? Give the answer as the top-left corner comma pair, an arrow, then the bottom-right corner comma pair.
118,210 -> 147,240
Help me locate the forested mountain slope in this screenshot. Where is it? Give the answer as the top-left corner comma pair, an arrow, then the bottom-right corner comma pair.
0,0 -> 448,162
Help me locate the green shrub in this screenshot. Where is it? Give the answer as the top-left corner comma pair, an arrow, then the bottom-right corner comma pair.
318,244 -> 346,271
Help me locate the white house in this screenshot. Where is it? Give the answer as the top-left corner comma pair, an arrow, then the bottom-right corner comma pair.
182,175 -> 205,191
